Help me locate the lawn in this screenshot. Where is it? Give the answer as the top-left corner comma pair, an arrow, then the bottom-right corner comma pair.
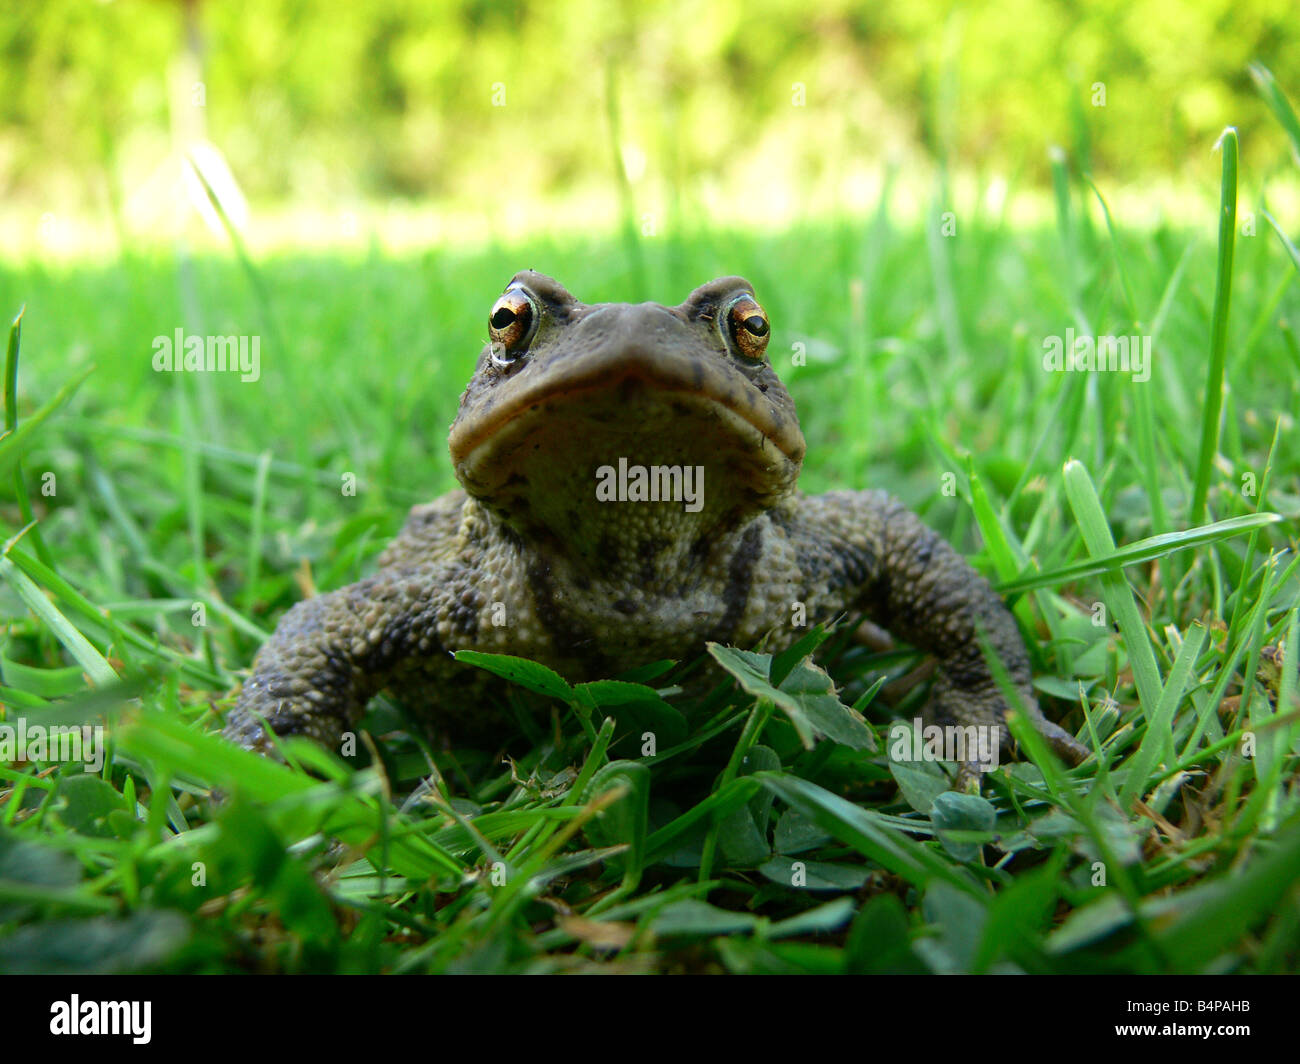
0,105 -> 1298,973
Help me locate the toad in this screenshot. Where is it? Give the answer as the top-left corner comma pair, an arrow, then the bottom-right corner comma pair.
224,272 -> 1089,773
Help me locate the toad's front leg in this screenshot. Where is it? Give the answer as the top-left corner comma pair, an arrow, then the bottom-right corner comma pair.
793,490 -> 1089,775
224,566 -> 457,753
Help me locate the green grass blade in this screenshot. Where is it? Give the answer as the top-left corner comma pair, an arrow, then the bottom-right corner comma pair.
0,556 -> 118,687
0,363 -> 95,481
1189,128 -> 1238,525
999,512 -> 1280,595
1261,208 -> 1300,278
1249,63 -> 1300,167
4,306 -> 21,432
1118,623 -> 1206,811
1062,459 -> 1164,720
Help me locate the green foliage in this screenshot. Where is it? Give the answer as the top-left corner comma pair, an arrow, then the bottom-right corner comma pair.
3,0 -> 1300,214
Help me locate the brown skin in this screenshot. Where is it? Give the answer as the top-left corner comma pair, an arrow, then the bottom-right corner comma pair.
224,272 -> 1089,774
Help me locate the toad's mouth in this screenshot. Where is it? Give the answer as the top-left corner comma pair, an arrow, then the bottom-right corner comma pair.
449,349 -> 806,510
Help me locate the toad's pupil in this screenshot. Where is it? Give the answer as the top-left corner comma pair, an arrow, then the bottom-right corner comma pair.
743,315 -> 768,336
492,307 -> 519,329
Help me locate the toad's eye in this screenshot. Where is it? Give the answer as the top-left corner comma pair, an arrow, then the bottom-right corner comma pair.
488,287 -> 539,365
724,295 -> 770,363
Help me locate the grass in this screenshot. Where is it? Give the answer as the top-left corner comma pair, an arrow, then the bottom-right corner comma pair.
1,103 -> 1299,974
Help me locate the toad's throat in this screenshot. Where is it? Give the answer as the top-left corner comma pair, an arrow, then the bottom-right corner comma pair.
455,378 -> 799,520
452,373 -> 801,568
